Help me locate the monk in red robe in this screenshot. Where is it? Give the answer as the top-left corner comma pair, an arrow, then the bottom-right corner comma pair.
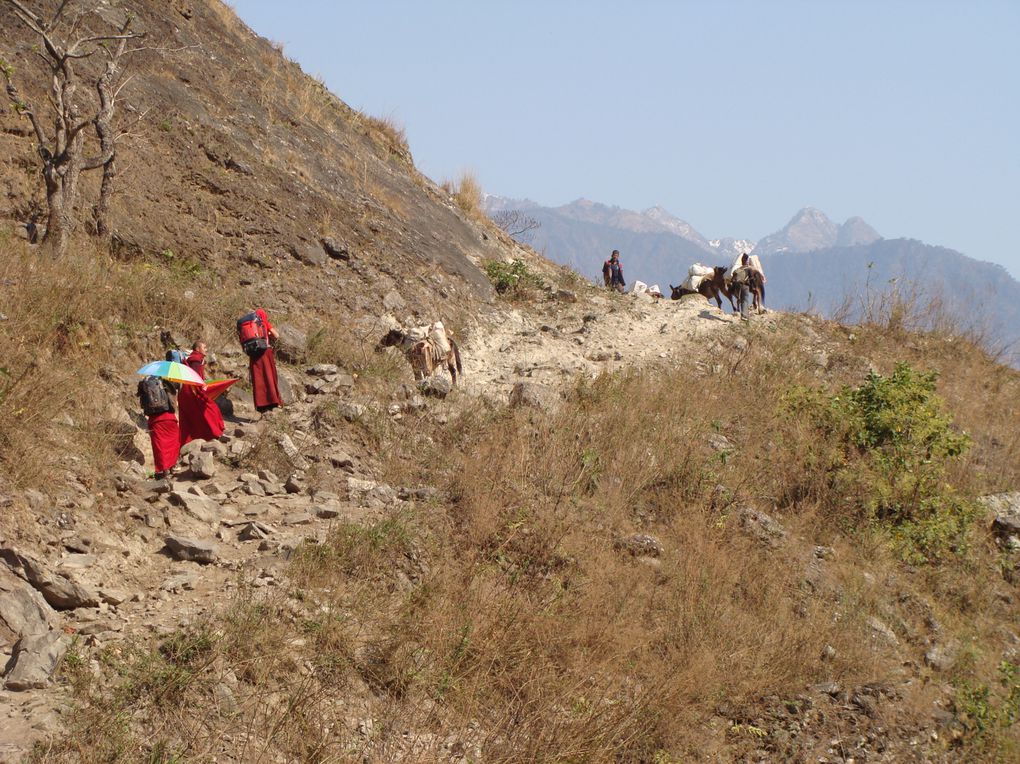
137,377 -> 180,479
248,308 -> 283,413
178,341 -> 226,445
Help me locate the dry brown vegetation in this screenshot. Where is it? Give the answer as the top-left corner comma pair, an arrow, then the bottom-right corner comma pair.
21,284 -> 1020,760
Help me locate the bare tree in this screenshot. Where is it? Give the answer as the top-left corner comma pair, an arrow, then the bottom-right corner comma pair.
491,209 -> 541,242
1,0 -> 142,256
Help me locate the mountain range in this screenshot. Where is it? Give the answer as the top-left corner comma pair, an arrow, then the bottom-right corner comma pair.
483,196 -> 1020,360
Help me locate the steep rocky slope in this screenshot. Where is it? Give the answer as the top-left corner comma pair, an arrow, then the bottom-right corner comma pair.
1,0 -> 502,321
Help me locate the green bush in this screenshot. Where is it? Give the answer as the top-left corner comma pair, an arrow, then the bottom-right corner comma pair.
955,661 -> 1020,754
788,363 -> 975,562
483,258 -> 543,297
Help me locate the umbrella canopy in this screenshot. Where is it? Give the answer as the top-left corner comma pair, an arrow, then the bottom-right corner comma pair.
137,360 -> 204,386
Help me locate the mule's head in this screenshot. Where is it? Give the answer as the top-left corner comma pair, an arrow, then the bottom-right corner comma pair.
378,328 -> 406,350
714,266 -> 728,278
670,284 -> 683,300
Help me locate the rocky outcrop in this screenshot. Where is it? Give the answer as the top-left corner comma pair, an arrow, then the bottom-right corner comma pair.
0,547 -> 99,610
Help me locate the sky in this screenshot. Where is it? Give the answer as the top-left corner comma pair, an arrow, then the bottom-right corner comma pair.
233,0 -> 1020,276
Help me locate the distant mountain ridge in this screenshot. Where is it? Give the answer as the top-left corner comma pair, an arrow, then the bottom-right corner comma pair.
482,195 -> 1019,362
756,207 -> 882,255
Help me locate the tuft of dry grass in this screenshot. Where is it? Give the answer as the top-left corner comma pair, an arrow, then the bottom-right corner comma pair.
451,170 -> 483,219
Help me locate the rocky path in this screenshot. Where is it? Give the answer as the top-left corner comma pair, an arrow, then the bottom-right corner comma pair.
0,290 -> 766,760
463,289 -> 777,400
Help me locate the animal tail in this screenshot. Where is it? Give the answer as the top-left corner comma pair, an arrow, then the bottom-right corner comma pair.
452,338 -> 463,375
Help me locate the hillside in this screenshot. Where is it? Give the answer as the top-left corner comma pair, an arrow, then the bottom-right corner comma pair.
1,2 -> 1020,763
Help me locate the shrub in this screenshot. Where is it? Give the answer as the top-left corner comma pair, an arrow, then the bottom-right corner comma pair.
483,258 -> 543,298
788,363 -> 976,562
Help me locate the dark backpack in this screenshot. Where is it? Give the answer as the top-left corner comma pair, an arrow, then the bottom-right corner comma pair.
165,349 -> 188,364
139,376 -> 172,416
237,312 -> 269,357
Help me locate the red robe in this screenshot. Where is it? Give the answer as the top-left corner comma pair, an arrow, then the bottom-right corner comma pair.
250,308 -> 283,412
148,411 -> 181,473
178,351 -> 225,444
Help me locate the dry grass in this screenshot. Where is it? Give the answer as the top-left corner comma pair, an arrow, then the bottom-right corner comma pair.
0,239 -> 239,489
17,270 -> 1020,760
450,170 -> 483,219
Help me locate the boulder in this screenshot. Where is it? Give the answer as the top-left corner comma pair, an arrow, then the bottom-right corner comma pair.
339,402 -> 366,422
508,382 -> 557,412
418,375 -> 452,399
307,363 -> 340,377
320,237 -> 350,261
614,534 -> 664,558
274,324 -> 307,363
277,434 -> 309,470
382,289 -> 406,311
277,368 -> 299,405
0,547 -> 99,610
4,631 -> 68,691
290,242 -> 327,267
163,535 -> 218,565
0,571 -> 57,640
190,451 -> 218,479
706,433 -> 734,452
168,489 -> 220,523
736,507 -> 787,548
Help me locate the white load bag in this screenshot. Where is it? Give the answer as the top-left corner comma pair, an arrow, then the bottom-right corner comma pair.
689,263 -> 714,278
429,321 -> 451,355
648,284 -> 663,297
407,325 -> 430,344
631,280 -> 649,295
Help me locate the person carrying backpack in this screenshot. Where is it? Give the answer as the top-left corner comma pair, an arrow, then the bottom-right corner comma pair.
238,308 -> 282,414
178,340 -> 226,444
137,375 -> 180,480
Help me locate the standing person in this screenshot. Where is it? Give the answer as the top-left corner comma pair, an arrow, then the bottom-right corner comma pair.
602,250 -> 625,292
178,340 -> 226,444
238,308 -> 282,414
730,253 -> 753,322
137,375 -> 180,480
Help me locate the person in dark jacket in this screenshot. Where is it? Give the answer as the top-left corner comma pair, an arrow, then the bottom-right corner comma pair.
602,250 -> 625,292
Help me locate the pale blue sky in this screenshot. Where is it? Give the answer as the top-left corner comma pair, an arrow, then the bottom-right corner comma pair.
234,0 -> 1020,276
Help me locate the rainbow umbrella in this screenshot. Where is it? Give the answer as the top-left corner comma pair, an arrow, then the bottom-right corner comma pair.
136,360 -> 204,386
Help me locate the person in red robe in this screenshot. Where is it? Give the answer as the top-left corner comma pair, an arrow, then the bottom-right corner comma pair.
178,341 -> 226,445
137,378 -> 180,480
248,308 -> 283,414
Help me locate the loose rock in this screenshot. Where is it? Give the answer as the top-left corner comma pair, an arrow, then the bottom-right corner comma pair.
163,535 -> 218,564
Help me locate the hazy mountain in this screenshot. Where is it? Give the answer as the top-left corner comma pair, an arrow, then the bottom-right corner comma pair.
755,207 -> 881,255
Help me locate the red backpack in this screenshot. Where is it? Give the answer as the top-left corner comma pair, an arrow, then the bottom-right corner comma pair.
237,312 -> 269,357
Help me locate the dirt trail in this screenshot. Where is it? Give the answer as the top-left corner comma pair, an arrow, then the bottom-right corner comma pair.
0,290 -> 771,761
464,289 -> 776,398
